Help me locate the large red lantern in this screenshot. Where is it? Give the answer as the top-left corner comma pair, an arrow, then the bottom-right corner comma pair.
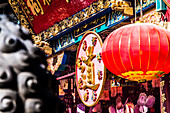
102,23 -> 170,82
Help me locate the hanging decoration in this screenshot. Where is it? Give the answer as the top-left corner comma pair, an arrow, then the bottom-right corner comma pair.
102,23 -> 170,82
76,31 -> 106,107
47,51 -> 64,75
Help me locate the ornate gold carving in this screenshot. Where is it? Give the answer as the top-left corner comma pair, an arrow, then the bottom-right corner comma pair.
27,0 -> 44,16
87,62 -> 95,84
161,93 -> 166,104
160,78 -> 167,113
76,58 -> 86,73
160,81 -> 165,90
123,7 -> 133,16
30,0 -> 132,41
140,11 -> 161,25
161,93 -> 167,113
83,46 -> 96,85
77,44 -> 101,90
33,35 -> 42,45
85,46 -> 96,65
27,0 -> 52,16
78,78 -> 83,89
111,0 -> 133,16
74,15 -> 106,38
122,71 -> 143,77
66,0 -> 70,3
38,41 -> 52,55
43,0 -> 52,5
97,70 -> 102,80
161,107 -> 167,113
121,71 -> 164,81
82,84 -> 100,91
47,51 -> 64,74
83,90 -> 89,101
82,41 -> 87,51
8,0 -> 53,55
81,66 -> 85,73
9,0 -> 31,30
81,74 -> 86,80
78,47 -> 96,85
9,0 -> 132,53
32,35 -> 52,55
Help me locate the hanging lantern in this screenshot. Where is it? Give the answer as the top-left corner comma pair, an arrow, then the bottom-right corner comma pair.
102,23 -> 170,82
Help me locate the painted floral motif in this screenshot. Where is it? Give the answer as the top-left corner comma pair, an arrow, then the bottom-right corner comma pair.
78,78 -> 84,89
82,41 -> 87,51
47,51 -> 64,75
97,70 -> 103,80
92,37 -> 97,46
91,91 -> 97,101
83,90 -> 89,102
96,52 -> 102,63
76,32 -> 105,106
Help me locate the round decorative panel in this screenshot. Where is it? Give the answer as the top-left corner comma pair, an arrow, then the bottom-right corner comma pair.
76,31 -> 106,107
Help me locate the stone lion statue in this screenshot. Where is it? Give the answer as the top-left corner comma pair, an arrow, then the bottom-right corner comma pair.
0,14 -> 64,113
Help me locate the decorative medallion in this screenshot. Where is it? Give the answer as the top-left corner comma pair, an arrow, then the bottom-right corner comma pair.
47,51 -> 64,75
76,31 -> 105,107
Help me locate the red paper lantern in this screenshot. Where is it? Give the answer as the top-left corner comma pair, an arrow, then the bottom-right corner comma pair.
102,23 -> 170,82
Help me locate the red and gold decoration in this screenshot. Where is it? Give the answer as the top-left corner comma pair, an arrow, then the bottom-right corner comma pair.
76,31 -> 106,106
111,86 -> 122,97
100,90 -> 110,100
35,41 -> 52,55
9,0 -> 133,42
140,11 -> 162,25
16,0 -> 98,34
47,51 -> 64,75
102,23 -> 170,82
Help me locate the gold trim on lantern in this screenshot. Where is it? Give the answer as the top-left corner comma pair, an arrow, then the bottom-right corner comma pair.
161,30 -> 170,69
128,26 -> 134,70
119,28 -> 127,71
147,26 -> 151,70
139,25 -> 142,70
154,28 -> 161,70
111,33 -> 122,73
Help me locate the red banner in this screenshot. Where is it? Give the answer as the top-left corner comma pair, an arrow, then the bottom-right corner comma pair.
22,0 -> 98,34
100,90 -> 110,100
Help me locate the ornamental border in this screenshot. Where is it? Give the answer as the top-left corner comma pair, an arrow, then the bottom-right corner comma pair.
9,0 -> 154,46
8,0 -> 133,41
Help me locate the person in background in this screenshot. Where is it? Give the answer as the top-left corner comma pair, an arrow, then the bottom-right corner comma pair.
125,97 -> 134,113
76,103 -> 85,113
108,98 -> 116,113
115,97 -> 125,113
134,93 -> 155,113
89,102 -> 102,113
108,104 -> 116,113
